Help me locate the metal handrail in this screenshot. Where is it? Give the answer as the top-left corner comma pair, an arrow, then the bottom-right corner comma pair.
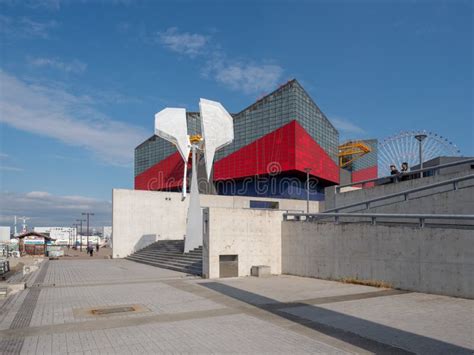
283,212 -> 474,228
336,158 -> 474,192
326,174 -> 474,213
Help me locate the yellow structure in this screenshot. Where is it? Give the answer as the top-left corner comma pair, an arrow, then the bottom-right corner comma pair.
338,141 -> 372,168
189,134 -> 203,144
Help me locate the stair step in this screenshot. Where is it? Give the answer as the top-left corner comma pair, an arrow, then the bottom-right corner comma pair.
138,252 -> 201,257
126,240 -> 203,275
127,255 -> 202,268
126,258 -> 201,275
134,255 -> 203,264
127,254 -> 201,266
135,251 -> 202,259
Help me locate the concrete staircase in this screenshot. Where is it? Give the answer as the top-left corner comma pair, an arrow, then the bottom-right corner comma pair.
126,240 -> 202,275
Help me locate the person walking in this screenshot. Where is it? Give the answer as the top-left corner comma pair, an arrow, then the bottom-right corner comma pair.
87,243 -> 94,257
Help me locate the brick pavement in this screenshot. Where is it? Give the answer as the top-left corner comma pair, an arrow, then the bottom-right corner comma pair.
0,259 -> 472,354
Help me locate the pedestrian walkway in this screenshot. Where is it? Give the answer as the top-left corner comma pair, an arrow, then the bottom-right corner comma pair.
62,247 -> 112,260
0,259 -> 472,354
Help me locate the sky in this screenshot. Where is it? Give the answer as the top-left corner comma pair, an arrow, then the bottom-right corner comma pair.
0,0 -> 472,228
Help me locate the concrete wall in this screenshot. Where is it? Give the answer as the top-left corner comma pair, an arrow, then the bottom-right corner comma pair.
112,189 -> 320,258
325,170 -> 474,214
282,221 -> 474,298
327,181 -> 474,227
203,207 -> 283,279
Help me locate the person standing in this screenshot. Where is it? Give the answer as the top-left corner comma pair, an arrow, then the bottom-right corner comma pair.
390,164 -> 400,183
390,164 -> 399,175
400,162 -> 410,181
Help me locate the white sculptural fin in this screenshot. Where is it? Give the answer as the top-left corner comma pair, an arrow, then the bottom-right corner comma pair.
155,108 -> 190,162
199,98 -> 234,180
153,100 -> 234,254
184,145 -> 202,253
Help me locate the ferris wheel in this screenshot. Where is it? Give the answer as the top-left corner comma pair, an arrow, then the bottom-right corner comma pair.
377,130 -> 461,177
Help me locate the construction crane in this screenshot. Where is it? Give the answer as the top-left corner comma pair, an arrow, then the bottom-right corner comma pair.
338,141 -> 372,169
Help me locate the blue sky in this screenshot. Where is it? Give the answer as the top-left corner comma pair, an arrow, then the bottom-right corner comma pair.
0,0 -> 472,227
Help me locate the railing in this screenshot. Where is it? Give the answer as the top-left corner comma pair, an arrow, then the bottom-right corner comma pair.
0,259 -> 10,276
284,212 -> 474,228
336,158 -> 474,193
326,174 -> 474,213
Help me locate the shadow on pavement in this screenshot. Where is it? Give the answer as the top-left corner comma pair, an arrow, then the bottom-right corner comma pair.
201,282 -> 472,355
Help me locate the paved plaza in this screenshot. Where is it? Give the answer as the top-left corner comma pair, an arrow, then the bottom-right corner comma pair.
0,259 -> 473,354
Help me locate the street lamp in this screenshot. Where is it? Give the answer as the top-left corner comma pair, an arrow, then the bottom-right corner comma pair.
415,134 -> 427,173
72,223 -> 79,248
76,219 -> 85,251
82,212 -> 94,248
304,168 -> 312,214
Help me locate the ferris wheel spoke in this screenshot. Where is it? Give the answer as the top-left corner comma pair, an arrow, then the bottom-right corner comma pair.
377,131 -> 461,174
386,138 -> 400,167
407,133 -> 415,166
424,138 -> 439,161
378,154 -> 392,174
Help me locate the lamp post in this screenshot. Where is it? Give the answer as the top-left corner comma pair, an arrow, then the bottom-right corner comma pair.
76,219 -> 85,251
304,168 -> 312,213
415,134 -> 427,174
72,223 -> 78,248
82,212 -> 94,249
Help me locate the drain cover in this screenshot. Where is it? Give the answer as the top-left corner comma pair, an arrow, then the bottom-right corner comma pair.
73,304 -> 150,318
91,306 -> 136,315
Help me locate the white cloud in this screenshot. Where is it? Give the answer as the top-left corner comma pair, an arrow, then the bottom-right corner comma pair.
0,190 -> 111,227
0,166 -> 23,172
331,117 -> 366,135
0,15 -> 58,39
208,60 -> 283,95
0,153 -> 23,171
151,26 -> 284,94
29,57 -> 87,74
25,191 -> 51,198
158,27 -> 209,56
0,0 -> 133,10
0,71 -> 148,166
0,0 -> 60,10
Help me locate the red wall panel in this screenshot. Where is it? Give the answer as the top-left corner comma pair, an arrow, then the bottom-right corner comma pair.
214,120 -> 339,184
293,122 -> 339,184
135,151 -> 188,190
213,121 -> 296,180
351,166 -> 378,187
136,120 -> 341,191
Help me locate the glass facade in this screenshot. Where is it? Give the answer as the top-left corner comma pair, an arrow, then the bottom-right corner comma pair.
135,79 -> 339,177
349,139 -> 378,171
135,112 -> 201,176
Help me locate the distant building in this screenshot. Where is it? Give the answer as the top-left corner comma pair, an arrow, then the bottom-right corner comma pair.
341,139 -> 378,183
15,231 -> 55,256
34,227 -> 76,246
0,226 -> 10,242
